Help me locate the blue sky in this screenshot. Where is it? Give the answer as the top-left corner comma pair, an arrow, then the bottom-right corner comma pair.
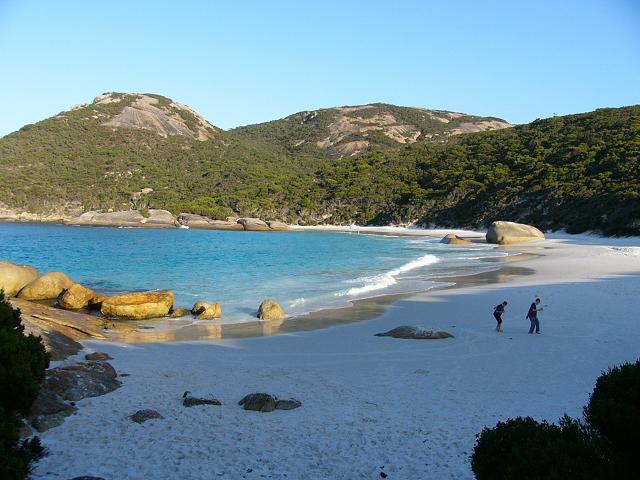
0,0 -> 638,136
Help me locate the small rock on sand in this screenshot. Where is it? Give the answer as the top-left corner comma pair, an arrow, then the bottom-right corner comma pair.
130,409 -> 163,423
375,326 -> 454,339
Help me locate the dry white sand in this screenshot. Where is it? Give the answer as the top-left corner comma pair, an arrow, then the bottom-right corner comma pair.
30,235 -> 640,479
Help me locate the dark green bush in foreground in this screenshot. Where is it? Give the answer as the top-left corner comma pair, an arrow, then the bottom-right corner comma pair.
584,361 -> 640,477
471,416 -> 613,479
471,360 -> 640,479
0,291 -> 49,480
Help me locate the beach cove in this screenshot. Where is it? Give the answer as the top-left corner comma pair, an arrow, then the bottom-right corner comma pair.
8,225 -> 638,479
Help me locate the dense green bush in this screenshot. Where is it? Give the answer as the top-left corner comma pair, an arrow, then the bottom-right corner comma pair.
584,360 -> 640,476
472,360 -> 640,479
0,292 -> 49,479
471,416 -> 613,479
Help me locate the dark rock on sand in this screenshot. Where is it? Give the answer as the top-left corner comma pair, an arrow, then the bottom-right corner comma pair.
238,393 -> 277,412
85,352 -> 113,361
28,388 -> 77,432
375,326 -> 454,340
130,409 -> 164,423
182,391 -> 222,407
43,361 -> 121,401
275,398 -> 302,410
70,477 -> 106,480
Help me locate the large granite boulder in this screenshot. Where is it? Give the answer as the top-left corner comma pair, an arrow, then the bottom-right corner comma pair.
257,299 -> 285,321
73,210 -> 145,226
101,290 -> 174,319
486,221 -> 545,245
375,326 -> 454,340
237,217 -> 270,231
142,209 -> 176,226
0,260 -> 39,297
58,283 -> 95,310
440,234 -> 473,245
195,302 -> 222,320
18,271 -> 74,300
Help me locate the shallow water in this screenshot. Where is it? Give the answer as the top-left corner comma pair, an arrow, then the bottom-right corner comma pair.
0,223 -> 506,324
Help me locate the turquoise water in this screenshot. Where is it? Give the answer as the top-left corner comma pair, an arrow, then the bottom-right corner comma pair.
0,223 -> 505,323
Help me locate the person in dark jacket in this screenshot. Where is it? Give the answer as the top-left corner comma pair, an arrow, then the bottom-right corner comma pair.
493,301 -> 508,332
527,298 -> 543,334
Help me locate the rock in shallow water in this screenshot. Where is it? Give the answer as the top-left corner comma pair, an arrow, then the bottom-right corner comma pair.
375,326 -> 454,340
257,299 -> 285,321
58,283 -> 95,310
101,290 -> 174,319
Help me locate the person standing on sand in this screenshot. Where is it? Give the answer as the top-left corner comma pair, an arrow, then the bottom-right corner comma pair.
493,301 -> 507,332
527,298 -> 543,334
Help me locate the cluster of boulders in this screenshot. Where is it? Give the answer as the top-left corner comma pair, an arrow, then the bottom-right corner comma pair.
28,356 -> 121,432
439,221 -> 545,246
130,391 -> 301,424
65,209 -> 291,231
0,260 -> 287,324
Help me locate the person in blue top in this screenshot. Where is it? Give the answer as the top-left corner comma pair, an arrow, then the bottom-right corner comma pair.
527,298 -> 543,334
493,301 -> 507,332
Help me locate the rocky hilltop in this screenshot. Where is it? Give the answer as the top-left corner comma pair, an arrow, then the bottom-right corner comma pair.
233,103 -> 512,157
69,92 -> 220,141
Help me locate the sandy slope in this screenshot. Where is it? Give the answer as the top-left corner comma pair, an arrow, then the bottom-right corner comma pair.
30,237 -> 640,479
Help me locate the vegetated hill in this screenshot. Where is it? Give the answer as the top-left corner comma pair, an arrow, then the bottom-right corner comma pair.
232,103 -> 512,158
0,95 -> 638,235
0,92 -> 324,220
316,105 -> 640,235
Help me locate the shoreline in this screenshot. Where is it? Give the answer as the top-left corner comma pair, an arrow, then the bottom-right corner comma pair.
29,234 -> 640,479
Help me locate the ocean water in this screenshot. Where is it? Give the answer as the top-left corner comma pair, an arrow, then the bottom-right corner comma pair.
0,223 -> 506,323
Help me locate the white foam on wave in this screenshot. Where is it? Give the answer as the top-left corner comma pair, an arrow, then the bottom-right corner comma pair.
337,254 -> 439,297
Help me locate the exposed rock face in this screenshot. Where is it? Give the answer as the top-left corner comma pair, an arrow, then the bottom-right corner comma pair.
440,234 -> 473,245
237,104 -> 512,159
0,260 -> 39,297
257,299 -> 285,321
195,302 -> 222,320
101,290 -> 174,319
18,271 -> 74,300
486,221 -> 545,245
142,209 -> 176,226
169,307 -> 191,318
375,326 -> 454,339
237,217 -> 270,231
58,283 -> 95,310
69,209 -> 176,227
100,93 -> 218,141
266,220 -> 291,231
130,409 -> 163,423
238,393 -> 277,412
28,388 -> 77,432
177,213 -> 243,230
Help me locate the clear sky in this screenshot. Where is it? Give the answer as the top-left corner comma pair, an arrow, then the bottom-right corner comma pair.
0,0 -> 638,136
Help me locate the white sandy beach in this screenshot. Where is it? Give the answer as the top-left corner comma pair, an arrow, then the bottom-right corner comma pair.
30,235 -> 640,480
